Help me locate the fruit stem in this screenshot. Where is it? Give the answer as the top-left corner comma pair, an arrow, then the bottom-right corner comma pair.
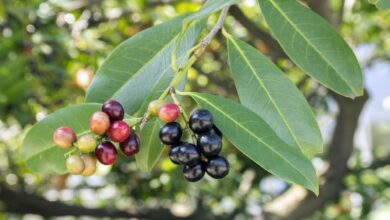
169,87 -> 197,144
64,148 -> 78,158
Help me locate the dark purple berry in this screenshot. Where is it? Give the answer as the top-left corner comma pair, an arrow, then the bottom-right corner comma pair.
206,156 -> 229,179
197,133 -> 222,157
189,109 -> 213,134
102,99 -> 124,122
95,141 -> 117,165
159,122 -> 182,145
119,132 -> 141,157
183,163 -> 205,182
177,143 -> 200,165
169,144 -> 181,164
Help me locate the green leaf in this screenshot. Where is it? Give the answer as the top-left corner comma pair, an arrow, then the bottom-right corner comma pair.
21,104 -> 101,174
258,0 -> 363,98
227,36 -> 322,157
135,119 -> 164,172
180,92 -> 319,195
377,0 -> 390,9
85,15 -> 204,115
184,0 -> 239,22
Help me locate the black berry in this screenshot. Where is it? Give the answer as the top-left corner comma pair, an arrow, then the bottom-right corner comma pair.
183,163 -> 205,182
206,156 -> 229,179
177,143 -> 200,165
159,122 -> 182,145
197,133 -> 222,157
169,144 -> 181,164
102,99 -> 124,122
189,109 -> 213,134
210,125 -> 222,137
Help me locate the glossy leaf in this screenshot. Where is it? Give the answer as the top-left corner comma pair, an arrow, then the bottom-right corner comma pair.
85,15 -> 203,115
184,0 -> 239,22
258,0 -> 363,98
227,36 -> 322,156
377,0 -> 390,9
135,119 -> 164,172
181,92 -> 318,194
21,104 -> 101,174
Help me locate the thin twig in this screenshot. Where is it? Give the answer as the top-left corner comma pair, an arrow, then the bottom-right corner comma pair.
201,6 -> 230,47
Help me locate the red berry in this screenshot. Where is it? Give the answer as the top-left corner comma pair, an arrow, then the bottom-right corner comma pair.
95,141 -> 117,165
107,120 -> 131,143
102,99 -> 124,121
89,112 -> 110,135
119,132 -> 141,157
158,103 -> 180,123
53,127 -> 77,149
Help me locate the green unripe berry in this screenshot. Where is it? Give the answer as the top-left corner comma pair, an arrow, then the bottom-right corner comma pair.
77,134 -> 97,153
147,100 -> 165,116
81,154 -> 97,176
66,155 -> 85,175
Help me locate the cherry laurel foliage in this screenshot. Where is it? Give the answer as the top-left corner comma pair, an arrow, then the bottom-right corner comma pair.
22,0 -> 364,194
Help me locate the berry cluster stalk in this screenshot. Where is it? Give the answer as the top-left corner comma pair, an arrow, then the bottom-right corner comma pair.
141,6 -> 230,128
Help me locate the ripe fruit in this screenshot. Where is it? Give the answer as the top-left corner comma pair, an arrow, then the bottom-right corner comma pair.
66,155 -> 85,174
107,120 -> 131,143
81,154 -> 97,176
177,143 -> 200,165
95,141 -> 117,165
206,156 -> 229,179
169,144 -> 181,164
159,122 -> 182,145
189,109 -> 213,133
53,127 -> 77,148
183,163 -> 205,182
119,132 -> 141,157
77,134 -> 97,153
197,133 -> 222,157
89,111 -> 110,135
158,103 -> 180,123
147,100 -> 165,116
102,99 -> 124,121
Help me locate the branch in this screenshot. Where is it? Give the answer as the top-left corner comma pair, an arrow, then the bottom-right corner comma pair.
201,6 -> 230,47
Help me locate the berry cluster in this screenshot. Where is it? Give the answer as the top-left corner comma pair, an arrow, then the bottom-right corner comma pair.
53,100 -> 141,175
158,107 -> 229,182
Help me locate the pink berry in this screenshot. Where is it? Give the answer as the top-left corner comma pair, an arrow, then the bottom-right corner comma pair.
89,111 -> 110,135
95,141 -> 117,165
107,120 -> 131,143
158,103 -> 180,123
53,127 -> 77,149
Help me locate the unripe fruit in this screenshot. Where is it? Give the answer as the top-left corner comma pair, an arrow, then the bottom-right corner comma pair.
81,154 -> 97,176
183,163 -> 205,182
159,122 -> 182,145
189,109 -> 213,134
95,141 -> 117,165
77,134 -> 97,153
107,120 -> 131,143
89,111 -> 110,135
158,103 -> 180,123
177,143 -> 200,165
147,100 -> 165,116
206,156 -> 229,179
119,132 -> 141,157
66,155 -> 85,174
197,133 -> 222,157
53,127 -> 77,149
102,99 -> 124,121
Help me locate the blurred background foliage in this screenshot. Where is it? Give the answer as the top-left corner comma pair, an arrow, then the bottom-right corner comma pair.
0,0 -> 390,219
